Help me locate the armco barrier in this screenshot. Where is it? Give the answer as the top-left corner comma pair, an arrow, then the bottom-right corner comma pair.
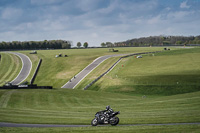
83,51 -> 161,90
0,84 -> 52,89
30,59 -> 42,84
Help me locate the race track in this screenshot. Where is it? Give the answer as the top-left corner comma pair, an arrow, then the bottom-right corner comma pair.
61,54 -> 129,89
8,52 -> 32,85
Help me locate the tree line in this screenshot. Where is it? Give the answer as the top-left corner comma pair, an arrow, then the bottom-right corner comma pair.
0,40 -> 72,50
101,35 -> 200,47
76,42 -> 88,48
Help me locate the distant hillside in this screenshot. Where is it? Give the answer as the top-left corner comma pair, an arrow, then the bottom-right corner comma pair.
114,35 -> 200,47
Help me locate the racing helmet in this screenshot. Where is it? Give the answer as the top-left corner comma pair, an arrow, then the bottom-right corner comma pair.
106,105 -> 110,110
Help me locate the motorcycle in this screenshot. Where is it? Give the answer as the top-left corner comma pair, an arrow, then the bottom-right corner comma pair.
91,106 -> 120,126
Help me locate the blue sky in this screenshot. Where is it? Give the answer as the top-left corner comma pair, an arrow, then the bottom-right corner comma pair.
0,0 -> 200,46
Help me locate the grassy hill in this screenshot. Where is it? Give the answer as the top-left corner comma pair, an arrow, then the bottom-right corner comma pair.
86,47 -> 200,95
0,47 -> 200,132
0,89 -> 199,132
0,89 -> 199,125
0,53 -> 22,86
20,47 -> 163,88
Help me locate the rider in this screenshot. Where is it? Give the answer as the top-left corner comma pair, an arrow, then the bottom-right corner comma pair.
105,105 -> 114,117
106,105 -> 113,111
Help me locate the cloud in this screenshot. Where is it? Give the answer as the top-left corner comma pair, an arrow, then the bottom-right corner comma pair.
167,10 -> 195,23
180,1 -> 190,9
0,0 -> 200,46
76,0 -> 105,12
30,0 -> 65,5
1,7 -> 23,20
147,15 -> 162,24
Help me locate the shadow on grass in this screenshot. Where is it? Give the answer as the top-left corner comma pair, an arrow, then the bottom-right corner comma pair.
133,85 -> 200,95
88,84 -> 200,96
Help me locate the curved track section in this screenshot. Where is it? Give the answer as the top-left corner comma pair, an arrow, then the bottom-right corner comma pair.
0,122 -> 199,127
8,52 -> 32,85
61,54 -> 128,89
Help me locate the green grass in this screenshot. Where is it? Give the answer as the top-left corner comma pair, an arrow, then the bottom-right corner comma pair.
0,89 -> 199,133
0,89 -> 199,125
0,53 -> 22,86
0,51 -> 40,85
1,124 -> 200,133
0,47 -> 200,132
88,47 -> 200,95
18,47 -> 163,88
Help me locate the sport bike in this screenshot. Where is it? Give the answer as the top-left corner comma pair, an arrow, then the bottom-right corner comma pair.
91,106 -> 120,126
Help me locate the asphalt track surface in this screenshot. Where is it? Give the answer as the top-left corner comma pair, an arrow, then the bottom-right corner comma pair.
8,52 -> 32,85
0,122 -> 199,127
61,54 -> 129,89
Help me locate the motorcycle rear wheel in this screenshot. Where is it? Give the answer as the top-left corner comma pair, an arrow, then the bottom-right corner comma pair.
91,118 -> 98,126
110,117 -> 119,126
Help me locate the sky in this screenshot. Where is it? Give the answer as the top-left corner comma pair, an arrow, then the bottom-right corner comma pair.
0,0 -> 200,47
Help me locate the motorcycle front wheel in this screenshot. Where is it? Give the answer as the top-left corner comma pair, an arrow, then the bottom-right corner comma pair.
91,118 -> 98,126
110,117 -> 119,126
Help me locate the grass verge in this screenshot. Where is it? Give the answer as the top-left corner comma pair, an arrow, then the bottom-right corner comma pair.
0,53 -> 22,86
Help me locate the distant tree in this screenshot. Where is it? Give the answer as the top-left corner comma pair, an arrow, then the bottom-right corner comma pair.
101,42 -> 106,47
106,42 -> 113,47
194,37 -> 200,44
163,41 -> 170,45
176,41 -> 182,45
62,43 -> 70,49
197,40 -> 200,44
115,35 -> 200,46
77,42 -> 82,48
133,42 -> 139,47
83,42 -> 88,48
160,36 -> 165,45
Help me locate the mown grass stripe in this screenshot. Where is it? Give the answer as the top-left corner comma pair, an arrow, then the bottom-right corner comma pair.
0,53 -> 21,85
0,90 -> 16,108
0,54 -> 14,84
0,89 -> 199,124
8,55 -> 21,83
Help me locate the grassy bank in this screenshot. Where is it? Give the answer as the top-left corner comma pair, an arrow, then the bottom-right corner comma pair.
0,53 -> 22,86
19,47 -> 163,88
0,47 -> 200,132
0,89 -> 199,124
87,47 -> 200,95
